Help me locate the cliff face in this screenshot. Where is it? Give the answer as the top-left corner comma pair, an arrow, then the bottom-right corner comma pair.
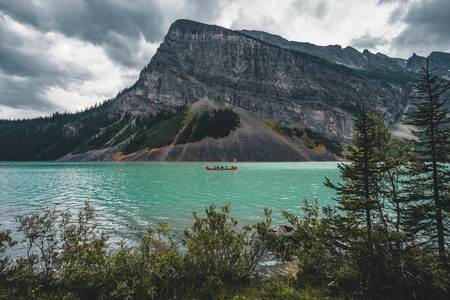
406,52 -> 450,80
240,30 -> 407,72
123,20 -> 414,143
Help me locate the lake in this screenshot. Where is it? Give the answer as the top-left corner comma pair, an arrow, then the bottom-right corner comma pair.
0,161 -> 341,249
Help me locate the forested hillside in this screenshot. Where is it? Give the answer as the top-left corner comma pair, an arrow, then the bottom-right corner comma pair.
0,101 -> 119,161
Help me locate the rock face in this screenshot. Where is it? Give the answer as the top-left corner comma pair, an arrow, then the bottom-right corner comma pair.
406,52 -> 450,80
124,20 -> 413,143
240,30 -> 407,72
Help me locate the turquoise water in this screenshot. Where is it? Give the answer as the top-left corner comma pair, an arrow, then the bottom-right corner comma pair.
0,162 -> 341,246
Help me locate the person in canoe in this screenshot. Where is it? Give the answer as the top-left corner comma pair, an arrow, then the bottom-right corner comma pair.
206,165 -> 237,170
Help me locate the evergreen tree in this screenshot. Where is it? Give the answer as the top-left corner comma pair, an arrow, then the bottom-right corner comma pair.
325,110 -> 387,254
377,132 -> 412,234
403,61 -> 450,265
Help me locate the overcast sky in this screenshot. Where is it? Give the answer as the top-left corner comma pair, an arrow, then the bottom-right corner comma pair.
1,0 -> 449,120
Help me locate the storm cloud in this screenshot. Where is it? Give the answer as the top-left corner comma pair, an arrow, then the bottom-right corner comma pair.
0,0 -> 449,119
0,0 -> 166,68
389,0 -> 450,57
351,34 -> 388,52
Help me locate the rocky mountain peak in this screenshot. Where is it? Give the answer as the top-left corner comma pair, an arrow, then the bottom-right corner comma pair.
240,29 -> 405,72
406,53 -> 427,72
125,19 -> 417,145
406,52 -> 450,79
3,19 -> 446,162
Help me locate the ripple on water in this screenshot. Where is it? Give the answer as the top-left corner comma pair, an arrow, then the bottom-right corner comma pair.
1,162 -> 341,257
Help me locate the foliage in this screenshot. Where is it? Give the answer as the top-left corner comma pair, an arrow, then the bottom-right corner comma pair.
281,198 -> 342,287
182,203 -> 271,297
325,109 -> 388,254
121,107 -> 240,155
71,120 -> 131,154
377,134 -> 413,233
403,61 -> 450,264
121,111 -> 186,155
16,206 -> 59,275
175,108 -> 240,145
271,196 -> 450,299
0,225 -> 17,287
1,65 -> 449,299
265,100 -> 449,299
0,102 -> 119,160
263,119 -> 344,157
0,202 -> 273,299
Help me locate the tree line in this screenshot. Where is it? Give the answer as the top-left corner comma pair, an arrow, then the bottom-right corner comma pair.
0,102 -> 119,160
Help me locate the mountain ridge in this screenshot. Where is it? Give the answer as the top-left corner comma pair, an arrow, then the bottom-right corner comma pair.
239,29 -> 407,72
129,19 -> 416,139
1,19 -> 449,162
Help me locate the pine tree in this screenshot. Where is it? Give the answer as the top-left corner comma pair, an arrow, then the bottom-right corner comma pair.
325,109 -> 387,254
377,133 -> 412,234
403,61 -> 450,265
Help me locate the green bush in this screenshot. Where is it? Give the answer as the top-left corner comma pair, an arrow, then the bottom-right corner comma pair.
0,202 -> 273,299
175,108 -> 240,145
182,202 -> 271,297
4,198 -> 447,299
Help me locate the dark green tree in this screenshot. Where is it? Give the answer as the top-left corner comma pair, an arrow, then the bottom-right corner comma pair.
325,109 -> 388,254
403,61 -> 450,265
377,131 -> 413,235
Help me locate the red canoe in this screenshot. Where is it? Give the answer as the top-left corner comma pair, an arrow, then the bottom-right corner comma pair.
206,166 -> 237,170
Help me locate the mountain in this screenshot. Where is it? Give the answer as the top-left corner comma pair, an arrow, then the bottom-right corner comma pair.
239,30 -> 407,71
406,52 -> 450,80
0,19 -> 445,162
119,20 -> 416,139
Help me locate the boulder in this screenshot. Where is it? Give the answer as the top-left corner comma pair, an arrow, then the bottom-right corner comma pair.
269,224 -> 297,238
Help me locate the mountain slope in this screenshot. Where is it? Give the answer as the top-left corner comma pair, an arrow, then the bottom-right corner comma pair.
1,19 -> 444,162
59,99 -> 342,162
128,19 -> 416,142
118,106 -> 342,162
239,29 -> 407,72
406,52 -> 450,80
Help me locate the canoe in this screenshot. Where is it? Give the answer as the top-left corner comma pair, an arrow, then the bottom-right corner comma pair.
206,166 -> 237,170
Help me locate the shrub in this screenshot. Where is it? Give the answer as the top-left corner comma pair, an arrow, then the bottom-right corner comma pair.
182,202 -> 271,298
1,201 -> 274,299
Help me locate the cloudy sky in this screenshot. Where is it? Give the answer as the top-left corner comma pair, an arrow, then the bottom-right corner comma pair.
1,0 -> 449,120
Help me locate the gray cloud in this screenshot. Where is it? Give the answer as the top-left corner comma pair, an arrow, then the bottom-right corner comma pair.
0,0 -> 230,118
292,0 -> 329,19
1,0 -> 450,119
0,72 -> 59,112
378,0 -> 409,4
313,0 -> 328,19
389,0 -> 450,57
0,22 -> 91,80
0,0 -> 231,68
180,0 -> 229,23
0,0 -> 166,68
0,14 -> 93,113
351,34 -> 388,52
0,1 -> 42,29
